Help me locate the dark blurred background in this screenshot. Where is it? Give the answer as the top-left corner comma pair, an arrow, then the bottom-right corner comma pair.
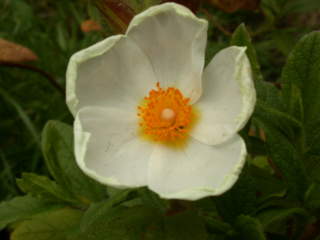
0,0 -> 319,238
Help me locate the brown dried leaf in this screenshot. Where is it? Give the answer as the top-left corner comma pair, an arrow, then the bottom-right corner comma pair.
81,19 -> 102,33
95,0 -> 135,33
0,39 -> 38,63
208,0 -> 260,13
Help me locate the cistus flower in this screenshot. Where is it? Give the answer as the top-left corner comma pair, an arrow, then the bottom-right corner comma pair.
66,3 -> 256,200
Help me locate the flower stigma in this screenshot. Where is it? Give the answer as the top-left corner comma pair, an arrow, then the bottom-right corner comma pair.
138,82 -> 197,146
161,108 -> 176,121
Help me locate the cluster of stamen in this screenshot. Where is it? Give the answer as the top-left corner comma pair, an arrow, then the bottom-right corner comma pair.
138,82 -> 193,142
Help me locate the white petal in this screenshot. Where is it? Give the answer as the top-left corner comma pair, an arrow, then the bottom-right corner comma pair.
148,135 -> 246,200
191,46 -> 256,145
126,3 -> 208,102
74,106 -> 154,188
66,35 -> 157,116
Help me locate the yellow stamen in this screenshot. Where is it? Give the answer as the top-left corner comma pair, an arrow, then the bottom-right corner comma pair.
137,82 -> 195,143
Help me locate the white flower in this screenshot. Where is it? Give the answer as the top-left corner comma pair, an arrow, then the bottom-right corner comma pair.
66,3 -> 256,201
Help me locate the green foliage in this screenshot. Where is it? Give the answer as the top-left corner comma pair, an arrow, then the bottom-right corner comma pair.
234,215 -> 266,240
79,205 -> 162,240
255,119 -> 308,201
162,211 -> 207,240
282,32 -> 320,124
231,23 -> 263,83
11,208 -> 83,240
0,195 -> 61,231
304,182 -> 320,214
215,166 -> 258,223
257,207 -> 308,229
42,121 -> 106,205
17,173 -> 75,204
2,0 -> 320,239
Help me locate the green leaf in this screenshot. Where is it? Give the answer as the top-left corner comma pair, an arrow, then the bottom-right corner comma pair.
305,119 -> 320,155
255,81 -> 282,109
42,120 -> 106,205
235,215 -> 266,240
17,173 -> 75,204
80,189 -> 133,231
163,211 -> 207,240
0,195 -> 60,230
231,23 -> 263,83
11,208 -> 83,240
305,155 -> 320,183
257,204 -> 312,239
281,31 -> 320,124
304,182 -> 320,212
80,188 -> 206,240
254,119 -> 308,201
138,188 -> 169,213
285,0 -> 320,13
248,165 -> 286,204
205,217 -> 234,235
80,205 -> 162,240
254,100 -> 302,137
257,207 -> 308,229
56,23 -> 68,51
215,165 -> 257,223
271,30 -> 296,56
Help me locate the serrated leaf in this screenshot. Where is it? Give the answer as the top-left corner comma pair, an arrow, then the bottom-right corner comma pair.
231,23 -> 263,83
235,215 -> 266,240
281,31 -> 320,124
42,120 -> 106,205
0,195 -> 61,230
17,173 -> 75,204
11,208 -> 83,240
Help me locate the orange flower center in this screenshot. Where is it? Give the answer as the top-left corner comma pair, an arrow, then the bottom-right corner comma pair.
137,82 -> 194,143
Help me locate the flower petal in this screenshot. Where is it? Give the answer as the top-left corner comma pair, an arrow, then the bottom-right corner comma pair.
191,46 -> 256,145
126,3 -> 208,102
66,35 -> 157,116
74,106 -> 154,188
148,135 -> 246,200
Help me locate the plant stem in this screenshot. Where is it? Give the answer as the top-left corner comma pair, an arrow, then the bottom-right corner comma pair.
0,61 -> 65,97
